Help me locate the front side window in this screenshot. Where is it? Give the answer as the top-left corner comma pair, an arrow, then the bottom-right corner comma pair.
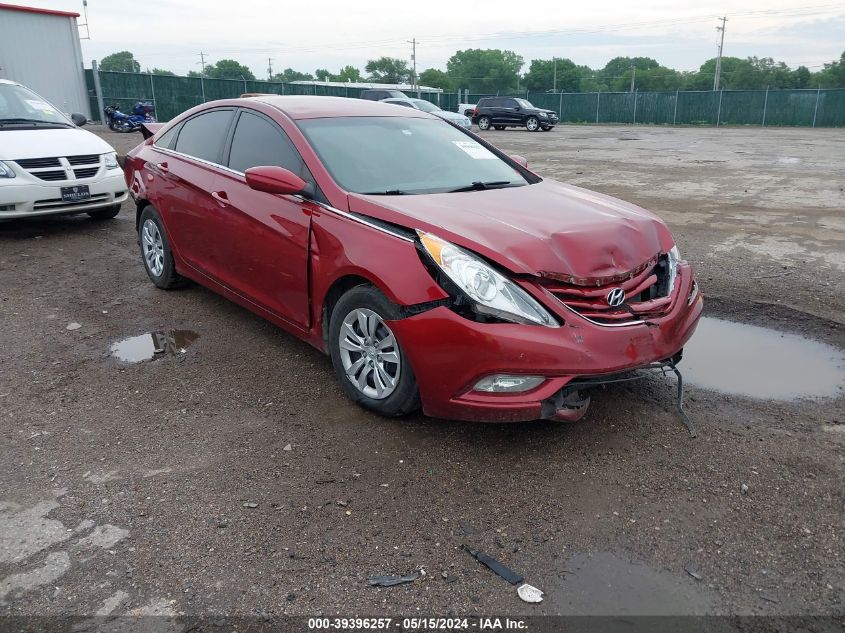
227,111 -> 302,174
174,110 -> 233,163
515,99 -> 535,109
299,116 -> 531,195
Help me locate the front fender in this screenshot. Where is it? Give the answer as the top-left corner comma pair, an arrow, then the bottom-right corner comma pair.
310,208 -> 448,322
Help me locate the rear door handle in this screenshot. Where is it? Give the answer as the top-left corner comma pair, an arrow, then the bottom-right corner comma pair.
153,161 -> 169,174
211,191 -> 229,207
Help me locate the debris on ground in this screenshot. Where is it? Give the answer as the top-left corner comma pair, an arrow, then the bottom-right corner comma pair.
283,444 -> 292,451
517,583 -> 544,603
367,571 -> 421,587
741,483 -> 749,495
242,502 -> 258,508
462,545 -> 524,584
66,322 -> 82,331
684,562 -> 703,580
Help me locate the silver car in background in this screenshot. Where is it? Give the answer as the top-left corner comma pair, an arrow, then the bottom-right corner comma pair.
380,97 -> 472,129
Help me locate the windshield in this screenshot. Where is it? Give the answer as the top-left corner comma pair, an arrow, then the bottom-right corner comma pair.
515,99 -> 534,109
299,117 -> 529,195
410,99 -> 441,113
0,83 -> 71,125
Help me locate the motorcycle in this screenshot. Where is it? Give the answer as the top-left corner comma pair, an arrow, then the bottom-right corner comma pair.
104,101 -> 156,133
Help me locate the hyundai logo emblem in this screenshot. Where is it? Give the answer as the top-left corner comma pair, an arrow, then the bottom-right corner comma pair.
606,287 -> 626,307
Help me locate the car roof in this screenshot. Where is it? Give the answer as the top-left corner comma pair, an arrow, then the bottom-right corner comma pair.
243,95 -> 435,120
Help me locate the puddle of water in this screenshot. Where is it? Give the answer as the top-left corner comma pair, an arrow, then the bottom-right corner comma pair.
682,317 -> 845,400
549,552 -> 718,615
110,330 -> 198,363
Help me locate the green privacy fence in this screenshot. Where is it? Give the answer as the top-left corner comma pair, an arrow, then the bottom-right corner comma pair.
85,69 -> 445,122
86,69 -> 844,127
445,88 -> 844,127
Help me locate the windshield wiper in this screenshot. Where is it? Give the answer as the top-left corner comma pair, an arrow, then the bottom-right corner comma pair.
0,118 -> 71,127
362,189 -> 408,195
448,180 -> 516,193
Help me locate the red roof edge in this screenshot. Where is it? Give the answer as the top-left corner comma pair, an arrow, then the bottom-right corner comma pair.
0,3 -> 80,17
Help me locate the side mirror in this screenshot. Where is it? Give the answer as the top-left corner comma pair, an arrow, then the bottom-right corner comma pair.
245,166 -> 307,195
71,113 -> 87,127
510,154 -> 528,169
514,106 -> 520,111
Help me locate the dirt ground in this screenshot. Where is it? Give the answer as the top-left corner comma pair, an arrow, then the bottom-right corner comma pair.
1,124 -> 843,623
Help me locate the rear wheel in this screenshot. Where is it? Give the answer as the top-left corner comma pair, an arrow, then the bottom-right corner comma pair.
525,116 -> 540,132
477,116 -> 491,131
138,205 -> 184,289
329,285 -> 420,417
87,204 -> 121,220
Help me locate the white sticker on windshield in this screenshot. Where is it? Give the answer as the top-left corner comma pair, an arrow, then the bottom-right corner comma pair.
25,99 -> 55,113
452,140 -> 497,160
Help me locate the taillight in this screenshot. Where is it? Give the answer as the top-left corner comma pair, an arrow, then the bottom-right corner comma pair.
473,107 -> 479,116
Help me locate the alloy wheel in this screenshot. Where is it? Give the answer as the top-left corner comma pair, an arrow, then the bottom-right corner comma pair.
526,117 -> 539,131
141,218 -> 165,277
338,308 -> 401,400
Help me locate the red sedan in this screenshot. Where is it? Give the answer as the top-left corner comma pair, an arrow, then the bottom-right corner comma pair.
125,96 -> 702,424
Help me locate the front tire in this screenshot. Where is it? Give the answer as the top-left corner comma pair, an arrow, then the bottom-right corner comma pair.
138,205 -> 184,289
329,285 -> 420,417
477,116 -> 491,131
525,116 -> 540,132
87,204 -> 121,220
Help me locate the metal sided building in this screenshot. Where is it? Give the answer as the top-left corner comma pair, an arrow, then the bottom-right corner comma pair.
0,3 -> 89,117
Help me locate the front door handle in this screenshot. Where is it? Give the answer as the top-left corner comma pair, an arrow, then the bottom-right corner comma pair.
211,191 -> 229,207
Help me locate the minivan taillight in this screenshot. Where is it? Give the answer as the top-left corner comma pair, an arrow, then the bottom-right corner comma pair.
473,107 -> 479,116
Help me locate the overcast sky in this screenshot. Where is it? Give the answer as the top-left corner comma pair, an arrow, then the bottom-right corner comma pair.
26,0 -> 845,78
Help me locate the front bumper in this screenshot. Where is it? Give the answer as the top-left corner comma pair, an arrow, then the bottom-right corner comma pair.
0,171 -> 128,219
387,264 -> 702,422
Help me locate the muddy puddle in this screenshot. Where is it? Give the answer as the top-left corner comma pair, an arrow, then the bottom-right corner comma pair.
110,330 -> 198,363
549,552 -> 719,616
681,317 -> 845,400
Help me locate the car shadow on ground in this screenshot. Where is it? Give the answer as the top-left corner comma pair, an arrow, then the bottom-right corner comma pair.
0,213 -> 129,239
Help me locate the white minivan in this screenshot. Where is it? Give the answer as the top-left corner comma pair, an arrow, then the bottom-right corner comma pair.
0,79 -> 128,220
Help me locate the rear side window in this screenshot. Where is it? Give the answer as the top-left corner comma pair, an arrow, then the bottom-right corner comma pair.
227,111 -> 302,174
154,124 -> 180,149
174,110 -> 233,163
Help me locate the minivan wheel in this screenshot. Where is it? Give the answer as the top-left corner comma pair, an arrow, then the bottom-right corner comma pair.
138,205 -> 184,289
329,285 -> 420,417
525,116 -> 540,131
477,116 -> 491,130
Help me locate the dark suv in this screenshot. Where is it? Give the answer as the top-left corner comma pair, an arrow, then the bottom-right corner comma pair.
472,97 -> 558,132
360,89 -> 409,101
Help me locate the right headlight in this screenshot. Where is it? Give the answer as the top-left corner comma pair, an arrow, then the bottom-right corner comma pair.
667,245 -> 680,293
0,161 -> 17,179
418,231 -> 558,327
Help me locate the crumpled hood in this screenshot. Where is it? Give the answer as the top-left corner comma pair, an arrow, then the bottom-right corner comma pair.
0,128 -> 115,161
348,179 -> 675,281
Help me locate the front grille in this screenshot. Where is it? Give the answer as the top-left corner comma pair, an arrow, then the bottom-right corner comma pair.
14,154 -> 102,182
15,157 -> 60,168
67,154 -> 100,166
34,170 -> 68,182
74,167 -> 100,179
33,193 -> 109,210
540,254 -> 673,325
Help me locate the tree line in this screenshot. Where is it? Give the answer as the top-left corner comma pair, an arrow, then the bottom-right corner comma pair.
99,48 -> 845,92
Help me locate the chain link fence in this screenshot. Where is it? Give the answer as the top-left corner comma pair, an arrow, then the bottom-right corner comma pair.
86,69 -> 844,127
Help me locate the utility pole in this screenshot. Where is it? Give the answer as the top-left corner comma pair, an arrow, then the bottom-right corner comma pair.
198,51 -> 208,76
408,38 -> 419,96
267,58 -> 273,81
553,57 -> 557,92
630,64 -> 636,93
713,16 -> 727,91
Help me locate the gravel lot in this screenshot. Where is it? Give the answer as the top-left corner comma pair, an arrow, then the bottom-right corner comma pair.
1,124 -> 843,621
